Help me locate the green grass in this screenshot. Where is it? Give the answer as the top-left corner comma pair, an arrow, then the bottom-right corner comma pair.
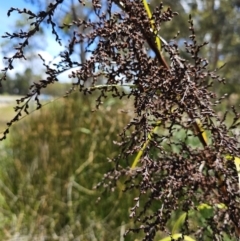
0,93 -> 139,240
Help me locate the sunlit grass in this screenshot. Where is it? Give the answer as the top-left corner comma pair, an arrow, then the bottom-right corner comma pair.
0,93 -> 139,240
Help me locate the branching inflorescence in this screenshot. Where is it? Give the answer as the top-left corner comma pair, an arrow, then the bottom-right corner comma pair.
1,0 -> 240,240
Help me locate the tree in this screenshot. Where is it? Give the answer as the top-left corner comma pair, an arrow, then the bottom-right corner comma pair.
0,68 -> 39,95
0,0 -> 240,240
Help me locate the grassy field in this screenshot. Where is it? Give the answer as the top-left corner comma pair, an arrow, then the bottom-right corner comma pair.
0,93 -> 137,241
0,95 -> 55,137
0,96 -> 20,133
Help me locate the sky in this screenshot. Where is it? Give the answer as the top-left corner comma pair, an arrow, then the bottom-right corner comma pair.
0,0 -> 30,34
0,0 -> 66,80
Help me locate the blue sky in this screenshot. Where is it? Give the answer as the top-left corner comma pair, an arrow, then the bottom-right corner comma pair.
0,0 -> 66,79
0,0 -> 34,34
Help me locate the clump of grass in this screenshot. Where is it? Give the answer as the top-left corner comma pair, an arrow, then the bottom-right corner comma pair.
0,93 -> 138,240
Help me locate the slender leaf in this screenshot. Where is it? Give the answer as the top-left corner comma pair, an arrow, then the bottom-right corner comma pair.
159,233 -> 196,241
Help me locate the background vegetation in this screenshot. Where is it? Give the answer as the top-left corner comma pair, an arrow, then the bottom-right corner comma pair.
0,93 -> 139,240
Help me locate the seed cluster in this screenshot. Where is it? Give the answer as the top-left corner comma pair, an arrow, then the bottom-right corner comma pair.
1,0 -> 240,240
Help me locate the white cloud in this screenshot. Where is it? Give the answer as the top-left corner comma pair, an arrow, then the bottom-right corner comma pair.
0,36 -> 63,76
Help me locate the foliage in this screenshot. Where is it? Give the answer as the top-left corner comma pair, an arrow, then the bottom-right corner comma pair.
0,93 -> 137,240
0,0 -> 240,240
0,67 -> 69,96
0,68 -> 37,95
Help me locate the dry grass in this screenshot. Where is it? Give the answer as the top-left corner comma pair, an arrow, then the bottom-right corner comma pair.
0,95 -> 30,133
